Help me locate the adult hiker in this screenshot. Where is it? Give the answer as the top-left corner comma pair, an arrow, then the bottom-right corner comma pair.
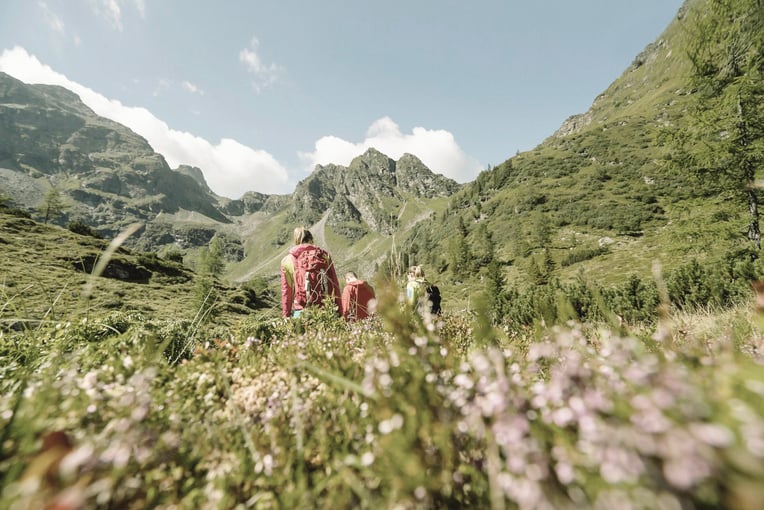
280,226 -> 341,318
341,271 -> 376,321
406,265 -> 441,315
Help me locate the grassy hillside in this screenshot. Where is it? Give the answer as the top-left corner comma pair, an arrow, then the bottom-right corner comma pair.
391,0 -> 764,315
0,209 -> 274,330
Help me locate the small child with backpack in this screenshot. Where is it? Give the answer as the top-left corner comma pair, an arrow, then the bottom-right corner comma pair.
406,265 -> 442,315
280,227 -> 341,318
341,271 -> 376,321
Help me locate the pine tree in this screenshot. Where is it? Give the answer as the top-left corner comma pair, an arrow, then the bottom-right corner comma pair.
39,186 -> 66,224
485,259 -> 508,324
199,236 -> 225,276
448,216 -> 472,277
677,0 -> 764,247
472,222 -> 495,269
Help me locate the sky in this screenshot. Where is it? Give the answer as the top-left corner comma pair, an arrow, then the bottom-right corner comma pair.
0,1 -> 685,199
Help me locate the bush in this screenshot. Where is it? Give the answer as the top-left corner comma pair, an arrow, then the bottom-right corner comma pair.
0,206 -> 32,219
161,247 -> 184,264
66,220 -> 103,239
560,245 -> 609,267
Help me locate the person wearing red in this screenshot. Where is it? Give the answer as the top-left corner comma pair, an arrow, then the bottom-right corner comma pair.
341,271 -> 376,321
280,227 -> 341,318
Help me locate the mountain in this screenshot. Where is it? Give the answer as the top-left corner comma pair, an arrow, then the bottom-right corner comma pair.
0,72 -> 232,234
392,0 -> 764,302
0,72 -> 459,284
224,148 -> 459,283
290,148 -> 459,237
3,0 -> 761,318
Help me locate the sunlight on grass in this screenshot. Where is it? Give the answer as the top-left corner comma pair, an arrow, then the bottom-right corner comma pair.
1,281 -> 763,508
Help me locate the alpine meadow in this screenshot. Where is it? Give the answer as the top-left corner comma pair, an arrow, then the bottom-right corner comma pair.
3,0 -> 764,508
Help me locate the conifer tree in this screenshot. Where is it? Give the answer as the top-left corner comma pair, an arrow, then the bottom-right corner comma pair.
472,222 -> 495,269
199,236 -> 225,276
39,186 -> 66,224
677,0 -> 764,247
484,259 -> 508,324
448,216 -> 472,277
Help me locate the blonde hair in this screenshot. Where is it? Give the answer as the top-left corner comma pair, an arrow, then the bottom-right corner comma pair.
408,265 -> 424,278
293,226 -> 314,245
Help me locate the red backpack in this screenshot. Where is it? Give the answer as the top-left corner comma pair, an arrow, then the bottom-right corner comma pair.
293,246 -> 332,309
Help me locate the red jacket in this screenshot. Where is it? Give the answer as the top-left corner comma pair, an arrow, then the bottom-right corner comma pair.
280,243 -> 341,317
341,280 -> 376,321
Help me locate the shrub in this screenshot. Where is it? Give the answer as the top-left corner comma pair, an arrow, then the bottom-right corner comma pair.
560,245 -> 609,267
66,220 -> 104,239
162,247 -> 184,264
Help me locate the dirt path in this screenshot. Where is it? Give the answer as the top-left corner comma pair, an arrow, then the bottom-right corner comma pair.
311,212 -> 329,248
234,212 -> 330,283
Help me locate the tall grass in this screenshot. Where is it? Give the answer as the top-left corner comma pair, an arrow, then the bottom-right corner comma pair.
1,266 -> 764,508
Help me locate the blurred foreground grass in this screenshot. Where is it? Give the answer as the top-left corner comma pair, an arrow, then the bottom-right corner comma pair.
1,287 -> 764,509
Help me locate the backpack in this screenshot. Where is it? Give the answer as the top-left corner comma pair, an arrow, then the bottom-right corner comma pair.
425,284 -> 442,315
293,246 -> 332,309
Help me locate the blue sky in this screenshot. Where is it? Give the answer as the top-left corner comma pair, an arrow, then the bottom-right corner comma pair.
0,1 -> 684,198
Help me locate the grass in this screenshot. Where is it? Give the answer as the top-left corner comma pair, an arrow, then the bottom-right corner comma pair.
0,212 -> 268,329
1,277 -> 764,508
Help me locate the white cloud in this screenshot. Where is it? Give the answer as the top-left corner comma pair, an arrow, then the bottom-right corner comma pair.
299,116 -> 482,183
181,80 -> 204,95
152,78 -> 171,97
239,38 -> 282,93
88,0 -> 146,31
39,1 -> 66,36
0,46 -> 290,199
152,79 -> 204,97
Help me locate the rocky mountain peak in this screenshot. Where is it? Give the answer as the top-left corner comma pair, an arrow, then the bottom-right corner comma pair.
290,148 -> 459,237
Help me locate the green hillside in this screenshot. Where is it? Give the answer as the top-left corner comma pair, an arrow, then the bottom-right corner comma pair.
389,0 -> 764,317
0,206 -> 273,328
1,0 -> 761,325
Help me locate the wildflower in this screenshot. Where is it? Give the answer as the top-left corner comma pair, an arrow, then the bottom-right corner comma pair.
599,446 -> 644,484
688,422 -> 734,448
554,461 -> 575,485
379,413 -> 404,435
663,456 -> 711,490
454,373 -> 474,390
263,454 -> 273,476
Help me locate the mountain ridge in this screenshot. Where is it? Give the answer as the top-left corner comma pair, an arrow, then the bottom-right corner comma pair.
0,72 -> 459,282
3,0 -> 762,316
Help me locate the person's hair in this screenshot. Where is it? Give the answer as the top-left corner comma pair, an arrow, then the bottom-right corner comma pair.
408,265 -> 424,278
345,271 -> 358,280
293,226 -> 314,245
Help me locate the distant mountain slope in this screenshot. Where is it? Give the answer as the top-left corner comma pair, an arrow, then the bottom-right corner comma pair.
396,0 -> 763,301
0,208 -> 268,325
0,72 -> 460,284
0,72 -> 230,235
8,0 -> 756,313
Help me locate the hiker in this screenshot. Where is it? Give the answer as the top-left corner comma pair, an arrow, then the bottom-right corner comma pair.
280,226 -> 341,318
406,265 -> 442,315
341,271 -> 376,321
